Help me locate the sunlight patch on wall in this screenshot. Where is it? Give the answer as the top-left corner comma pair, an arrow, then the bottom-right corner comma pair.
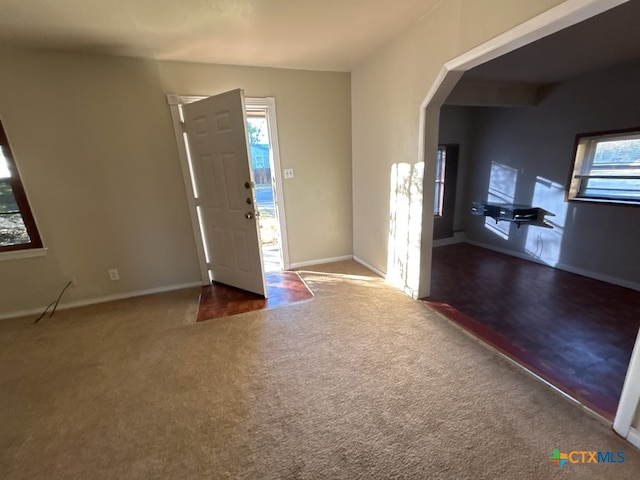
387,162 -> 424,297
525,177 -> 568,266
485,162 -> 518,240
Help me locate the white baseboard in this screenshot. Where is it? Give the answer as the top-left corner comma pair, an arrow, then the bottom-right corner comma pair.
554,262 -> 640,293
289,255 -> 354,269
465,239 -> 538,263
353,256 -> 386,278
433,231 -> 467,248
0,281 -> 203,321
465,239 -> 640,292
627,427 -> 640,450
291,254 -> 387,280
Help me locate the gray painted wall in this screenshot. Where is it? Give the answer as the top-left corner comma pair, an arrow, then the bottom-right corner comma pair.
438,106 -> 474,233
459,60 -> 640,287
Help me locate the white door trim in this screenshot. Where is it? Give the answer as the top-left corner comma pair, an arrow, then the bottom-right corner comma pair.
245,97 -> 291,270
167,93 -> 291,276
417,0 -> 635,436
614,327 -> 640,447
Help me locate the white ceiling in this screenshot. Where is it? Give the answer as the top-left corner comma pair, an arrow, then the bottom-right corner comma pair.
3,1 -> 637,79
0,0 -> 443,71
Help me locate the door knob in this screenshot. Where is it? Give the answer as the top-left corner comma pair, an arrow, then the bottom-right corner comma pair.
245,212 -> 254,219
244,181 -> 253,189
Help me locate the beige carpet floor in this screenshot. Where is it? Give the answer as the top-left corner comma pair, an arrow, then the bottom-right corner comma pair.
1,260 -> 638,479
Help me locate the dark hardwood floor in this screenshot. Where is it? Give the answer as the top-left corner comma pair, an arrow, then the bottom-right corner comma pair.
423,243 -> 640,421
197,271 -> 313,322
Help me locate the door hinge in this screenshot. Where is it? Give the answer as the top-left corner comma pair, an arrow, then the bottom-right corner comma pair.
179,121 -> 186,132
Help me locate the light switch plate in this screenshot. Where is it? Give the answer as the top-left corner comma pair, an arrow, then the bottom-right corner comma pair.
283,168 -> 294,179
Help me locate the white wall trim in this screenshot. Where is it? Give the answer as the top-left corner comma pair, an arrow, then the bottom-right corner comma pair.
626,427 -> 640,449
290,255 -> 354,269
465,239 -> 640,292
353,255 -> 386,278
554,262 -> 640,293
0,247 -> 48,262
433,231 -> 467,248
256,96 -> 291,270
0,281 -> 202,321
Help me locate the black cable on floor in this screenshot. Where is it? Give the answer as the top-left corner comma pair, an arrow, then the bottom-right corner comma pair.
34,280 -> 73,324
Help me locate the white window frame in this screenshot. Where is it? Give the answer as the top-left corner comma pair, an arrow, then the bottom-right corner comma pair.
0,119 -> 46,258
254,154 -> 265,169
433,145 -> 446,216
567,128 -> 640,206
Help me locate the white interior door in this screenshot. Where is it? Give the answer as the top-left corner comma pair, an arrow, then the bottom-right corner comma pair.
183,89 -> 266,297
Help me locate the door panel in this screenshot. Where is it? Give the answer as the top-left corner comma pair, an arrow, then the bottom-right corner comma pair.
200,156 -> 220,208
183,89 -> 266,296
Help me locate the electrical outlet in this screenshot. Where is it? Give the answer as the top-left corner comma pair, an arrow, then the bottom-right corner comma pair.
108,269 -> 120,281
283,168 -> 294,179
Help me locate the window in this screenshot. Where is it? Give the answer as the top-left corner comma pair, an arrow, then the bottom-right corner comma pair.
567,128 -> 640,205
434,145 -> 446,216
0,119 -> 42,251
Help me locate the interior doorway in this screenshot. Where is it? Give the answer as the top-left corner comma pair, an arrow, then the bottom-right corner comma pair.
419,0 -> 639,444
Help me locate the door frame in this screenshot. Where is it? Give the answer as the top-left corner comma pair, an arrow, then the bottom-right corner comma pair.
432,143 -> 459,241
244,97 -> 290,270
167,93 -> 290,285
614,327 -> 640,448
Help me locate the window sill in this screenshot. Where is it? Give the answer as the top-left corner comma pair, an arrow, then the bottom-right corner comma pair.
568,197 -> 640,208
0,247 -> 48,261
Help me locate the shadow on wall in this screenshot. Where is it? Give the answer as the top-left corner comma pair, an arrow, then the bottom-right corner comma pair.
387,162 -> 424,296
